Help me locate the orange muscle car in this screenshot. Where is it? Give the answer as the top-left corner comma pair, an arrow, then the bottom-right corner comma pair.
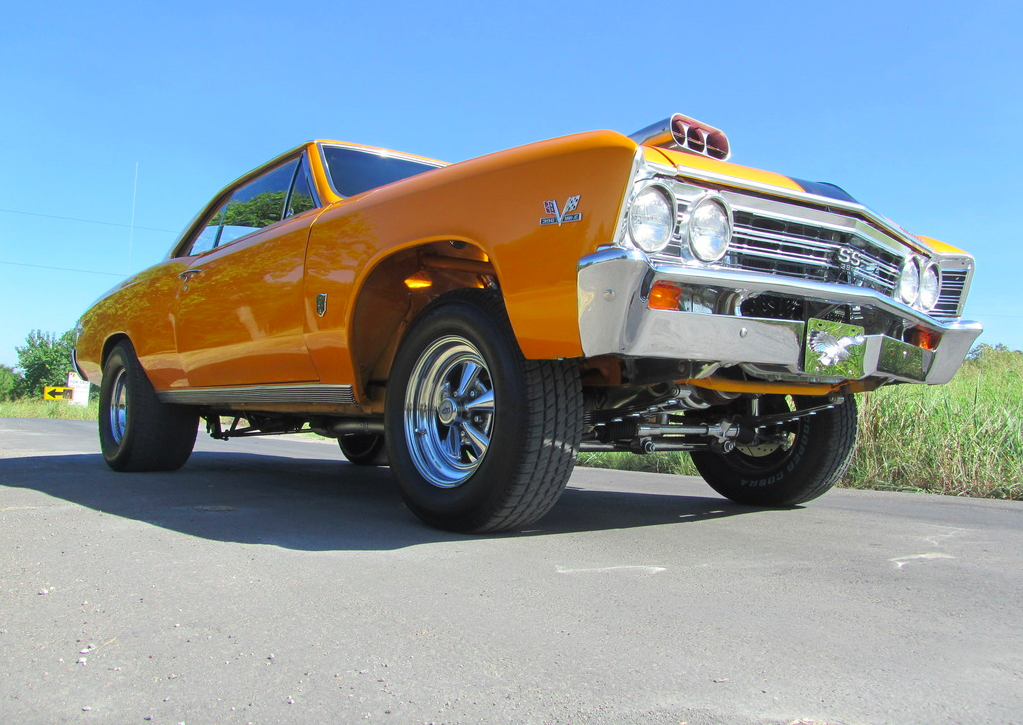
74,113 -> 982,532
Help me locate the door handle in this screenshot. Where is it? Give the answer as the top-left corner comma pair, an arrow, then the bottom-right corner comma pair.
179,269 -> 202,281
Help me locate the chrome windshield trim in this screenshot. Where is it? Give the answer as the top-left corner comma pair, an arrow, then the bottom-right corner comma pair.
316,142 -> 447,199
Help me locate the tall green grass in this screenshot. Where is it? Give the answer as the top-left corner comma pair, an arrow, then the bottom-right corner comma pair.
0,399 -> 99,420
846,346 -> 1023,499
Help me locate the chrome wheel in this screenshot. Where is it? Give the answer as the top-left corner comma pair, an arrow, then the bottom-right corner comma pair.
99,340 -> 198,472
109,368 -> 128,444
403,334 -> 495,488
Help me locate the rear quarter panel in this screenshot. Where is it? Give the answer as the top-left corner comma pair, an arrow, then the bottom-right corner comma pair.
76,260 -> 188,390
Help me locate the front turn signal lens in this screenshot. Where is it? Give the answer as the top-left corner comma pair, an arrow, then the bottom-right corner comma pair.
648,281 -> 684,310
906,327 -> 941,351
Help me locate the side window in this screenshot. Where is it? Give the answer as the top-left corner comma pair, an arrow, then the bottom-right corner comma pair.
187,207 -> 225,256
286,156 -> 317,218
218,159 -> 300,246
178,154 -> 320,257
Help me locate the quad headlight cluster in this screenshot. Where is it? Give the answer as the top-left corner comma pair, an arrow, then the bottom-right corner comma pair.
627,185 -> 732,262
897,255 -> 942,312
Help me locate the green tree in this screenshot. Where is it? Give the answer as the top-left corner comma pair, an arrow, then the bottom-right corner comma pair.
0,364 -> 22,401
967,342 -> 1020,361
15,328 -> 75,396
222,191 -> 288,228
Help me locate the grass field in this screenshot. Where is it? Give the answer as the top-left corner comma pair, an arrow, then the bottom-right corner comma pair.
5,346 -> 1020,500
0,399 -> 99,420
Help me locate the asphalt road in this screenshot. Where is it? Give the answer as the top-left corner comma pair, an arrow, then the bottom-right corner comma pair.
2,417 -> 1021,725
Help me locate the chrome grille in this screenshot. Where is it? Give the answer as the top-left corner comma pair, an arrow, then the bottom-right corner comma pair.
640,179 -> 972,320
934,269 -> 968,318
728,211 -> 902,295
652,199 -> 925,303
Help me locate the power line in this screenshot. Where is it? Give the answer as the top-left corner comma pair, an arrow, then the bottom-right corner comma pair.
0,260 -> 125,277
0,207 -> 175,233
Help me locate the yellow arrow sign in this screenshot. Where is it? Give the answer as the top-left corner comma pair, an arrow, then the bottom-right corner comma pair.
43,386 -> 73,401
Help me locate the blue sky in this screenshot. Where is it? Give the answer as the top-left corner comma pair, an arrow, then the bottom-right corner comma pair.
1,0 -> 1020,370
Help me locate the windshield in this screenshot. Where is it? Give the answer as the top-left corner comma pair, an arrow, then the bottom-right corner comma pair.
321,145 -> 442,197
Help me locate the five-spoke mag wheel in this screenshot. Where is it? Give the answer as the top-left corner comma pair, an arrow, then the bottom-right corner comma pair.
404,335 -> 495,487
386,291 -> 582,533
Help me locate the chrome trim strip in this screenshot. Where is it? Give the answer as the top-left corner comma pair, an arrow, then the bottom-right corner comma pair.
628,119 -> 675,146
611,148 -> 655,248
647,256 -> 943,321
157,384 -> 356,406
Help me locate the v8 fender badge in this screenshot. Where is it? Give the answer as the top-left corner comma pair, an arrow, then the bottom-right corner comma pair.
540,195 -> 582,226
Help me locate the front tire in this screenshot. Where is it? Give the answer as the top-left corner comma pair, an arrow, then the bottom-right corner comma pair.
690,394 -> 858,506
99,341 -> 198,472
385,291 -> 582,533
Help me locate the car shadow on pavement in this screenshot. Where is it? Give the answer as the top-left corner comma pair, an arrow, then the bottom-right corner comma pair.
1,450 -> 764,551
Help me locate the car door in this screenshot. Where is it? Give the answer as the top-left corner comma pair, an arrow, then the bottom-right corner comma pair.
174,155 -> 321,388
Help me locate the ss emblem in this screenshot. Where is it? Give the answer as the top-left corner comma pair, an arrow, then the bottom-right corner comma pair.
837,248 -> 863,267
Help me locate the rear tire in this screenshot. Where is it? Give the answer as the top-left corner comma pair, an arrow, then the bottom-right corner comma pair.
385,291 -> 582,533
98,341 -> 198,472
690,394 -> 858,506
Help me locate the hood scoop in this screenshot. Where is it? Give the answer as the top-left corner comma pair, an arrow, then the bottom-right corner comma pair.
628,113 -> 731,161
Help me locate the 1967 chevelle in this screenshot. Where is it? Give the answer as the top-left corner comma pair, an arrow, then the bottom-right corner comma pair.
74,113 -> 982,532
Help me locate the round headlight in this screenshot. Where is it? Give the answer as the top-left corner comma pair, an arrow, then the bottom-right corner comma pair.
919,261 -> 941,311
687,196 -> 732,262
897,256 -> 921,305
628,185 -> 675,253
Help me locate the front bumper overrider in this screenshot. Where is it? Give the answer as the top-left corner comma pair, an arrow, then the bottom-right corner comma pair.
577,249 -> 982,385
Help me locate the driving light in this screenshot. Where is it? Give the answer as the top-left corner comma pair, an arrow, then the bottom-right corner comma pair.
919,262 -> 941,311
628,185 -> 675,253
897,256 -> 921,305
686,195 -> 732,262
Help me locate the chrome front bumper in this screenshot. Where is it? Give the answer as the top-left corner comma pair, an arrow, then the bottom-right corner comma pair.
577,249 -> 982,385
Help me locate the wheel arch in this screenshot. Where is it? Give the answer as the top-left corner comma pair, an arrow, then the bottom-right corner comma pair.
97,333 -> 133,385
346,237 -> 500,398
